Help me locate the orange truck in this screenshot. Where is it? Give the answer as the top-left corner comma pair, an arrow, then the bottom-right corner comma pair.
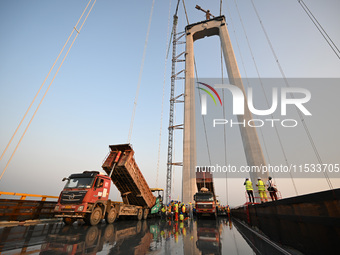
194,169 -> 217,218
54,144 -> 162,225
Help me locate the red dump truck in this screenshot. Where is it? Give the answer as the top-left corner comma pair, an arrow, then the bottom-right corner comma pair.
194,168 -> 217,218
54,144 -> 162,225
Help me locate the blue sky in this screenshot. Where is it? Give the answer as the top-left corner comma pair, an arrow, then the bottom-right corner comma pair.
0,0 -> 339,206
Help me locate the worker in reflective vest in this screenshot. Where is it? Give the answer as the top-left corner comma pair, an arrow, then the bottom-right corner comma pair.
167,203 -> 171,217
168,204 -> 173,220
161,205 -> 166,219
244,178 -> 254,204
182,204 -> 186,214
256,177 -> 268,203
174,202 -> 179,221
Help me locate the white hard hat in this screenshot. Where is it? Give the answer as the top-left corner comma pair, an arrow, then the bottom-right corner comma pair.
257,177 -> 261,180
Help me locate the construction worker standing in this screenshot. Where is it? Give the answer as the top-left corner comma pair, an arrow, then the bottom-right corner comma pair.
188,202 -> 193,219
266,176 -> 278,201
182,203 -> 186,213
161,205 -> 166,220
226,205 -> 230,217
244,178 -> 254,204
256,177 -> 268,203
168,203 -> 172,220
174,202 -> 179,221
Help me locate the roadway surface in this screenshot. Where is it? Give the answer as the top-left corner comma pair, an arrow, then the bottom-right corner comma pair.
0,217 -> 300,255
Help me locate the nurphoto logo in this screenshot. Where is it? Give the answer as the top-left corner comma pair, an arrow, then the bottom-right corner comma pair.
197,82 -> 311,128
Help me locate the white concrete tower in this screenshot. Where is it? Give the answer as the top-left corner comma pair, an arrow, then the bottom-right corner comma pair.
182,16 -> 268,204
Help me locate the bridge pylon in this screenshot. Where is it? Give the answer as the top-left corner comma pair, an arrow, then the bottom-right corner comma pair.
182,16 -> 268,204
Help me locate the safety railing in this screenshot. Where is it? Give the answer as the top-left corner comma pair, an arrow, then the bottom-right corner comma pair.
0,191 -> 58,201
244,190 -> 282,205
0,191 -> 59,222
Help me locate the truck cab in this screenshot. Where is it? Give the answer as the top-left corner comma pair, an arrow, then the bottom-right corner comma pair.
55,171 -> 115,226
194,188 -> 217,218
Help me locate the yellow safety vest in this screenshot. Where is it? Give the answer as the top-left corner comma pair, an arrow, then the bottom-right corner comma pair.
257,180 -> 265,191
245,180 -> 253,191
175,204 -> 178,213
161,207 -> 166,213
182,205 -> 186,213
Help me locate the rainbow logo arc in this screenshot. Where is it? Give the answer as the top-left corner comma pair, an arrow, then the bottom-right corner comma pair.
197,82 -> 222,106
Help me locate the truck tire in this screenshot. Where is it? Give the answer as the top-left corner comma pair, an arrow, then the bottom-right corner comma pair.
143,209 -> 149,220
137,209 -> 143,220
63,217 -> 75,225
105,208 -> 117,224
86,207 -> 103,226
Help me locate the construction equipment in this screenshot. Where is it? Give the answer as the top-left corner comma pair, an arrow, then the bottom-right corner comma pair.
195,5 -> 215,20
194,168 -> 218,218
54,144 -> 162,226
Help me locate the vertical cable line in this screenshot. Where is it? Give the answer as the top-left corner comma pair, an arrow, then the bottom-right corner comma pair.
181,0 -> 190,25
155,0 -> 172,187
233,0 -> 297,194
127,0 -> 156,143
195,70 -> 212,167
0,0 -> 96,182
0,0 -> 92,164
250,0 -> 333,190
221,54 -> 229,202
220,0 -> 223,16
220,0 -> 229,206
298,0 -> 340,59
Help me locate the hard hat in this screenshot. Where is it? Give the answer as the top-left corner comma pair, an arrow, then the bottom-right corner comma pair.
257,177 -> 261,180
269,176 -> 272,180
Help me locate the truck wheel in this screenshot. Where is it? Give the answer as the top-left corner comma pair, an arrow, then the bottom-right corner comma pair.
105,208 -> 117,224
86,207 -> 102,226
143,209 -> 149,220
137,209 -> 143,221
63,217 -> 75,225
